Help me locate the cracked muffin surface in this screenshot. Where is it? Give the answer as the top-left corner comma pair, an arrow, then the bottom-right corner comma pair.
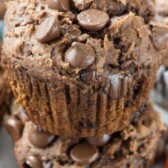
2,0 -> 165,136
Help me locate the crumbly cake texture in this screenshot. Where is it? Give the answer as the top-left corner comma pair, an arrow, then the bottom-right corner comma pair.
6,103 -> 163,168
2,0 -> 165,137
157,126 -> 168,158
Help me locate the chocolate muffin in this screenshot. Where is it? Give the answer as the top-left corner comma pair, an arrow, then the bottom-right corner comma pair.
5,103 -> 163,168
151,0 -> 168,109
2,0 -> 165,137
0,3 -> 12,121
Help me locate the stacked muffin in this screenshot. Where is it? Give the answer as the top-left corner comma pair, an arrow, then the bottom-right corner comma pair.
152,0 -> 168,160
153,0 -> 168,108
2,0 -> 167,167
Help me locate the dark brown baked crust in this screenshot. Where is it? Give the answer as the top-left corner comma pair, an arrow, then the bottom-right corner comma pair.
9,103 -> 163,168
2,0 -> 164,136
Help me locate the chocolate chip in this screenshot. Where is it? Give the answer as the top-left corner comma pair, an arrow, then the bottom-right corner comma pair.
28,125 -> 56,148
77,9 -> 109,31
65,42 -> 96,68
36,16 -> 60,43
5,116 -> 24,143
87,134 -> 111,146
24,156 -> 42,168
70,142 -> 99,165
47,0 -> 70,11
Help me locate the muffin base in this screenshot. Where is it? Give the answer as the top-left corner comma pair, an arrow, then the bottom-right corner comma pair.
6,102 -> 164,168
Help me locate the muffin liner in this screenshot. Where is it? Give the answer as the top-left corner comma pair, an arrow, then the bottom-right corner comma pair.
8,66 -> 156,137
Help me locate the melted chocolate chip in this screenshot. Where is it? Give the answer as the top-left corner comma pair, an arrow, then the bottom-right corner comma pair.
5,116 -> 24,143
87,134 -> 111,146
28,125 -> 56,148
65,42 -> 96,68
47,0 -> 70,11
77,9 -> 109,31
24,156 -> 42,168
70,142 -> 99,165
36,16 -> 60,43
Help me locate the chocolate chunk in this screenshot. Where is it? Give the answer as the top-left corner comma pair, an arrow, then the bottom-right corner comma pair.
0,0 -> 6,19
5,116 -> 24,143
65,42 -> 96,68
80,69 -> 95,85
153,32 -> 168,50
87,134 -> 111,146
96,0 -> 126,16
36,16 -> 60,43
47,0 -> 70,11
24,156 -> 42,168
77,9 -> 109,31
150,22 -> 168,50
70,142 -> 99,165
28,125 -> 56,148
73,0 -> 93,10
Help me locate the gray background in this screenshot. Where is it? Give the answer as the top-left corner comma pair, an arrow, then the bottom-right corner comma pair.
0,128 -> 17,168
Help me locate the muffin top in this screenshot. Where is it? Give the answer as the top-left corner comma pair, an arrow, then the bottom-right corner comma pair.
2,0 -> 164,84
